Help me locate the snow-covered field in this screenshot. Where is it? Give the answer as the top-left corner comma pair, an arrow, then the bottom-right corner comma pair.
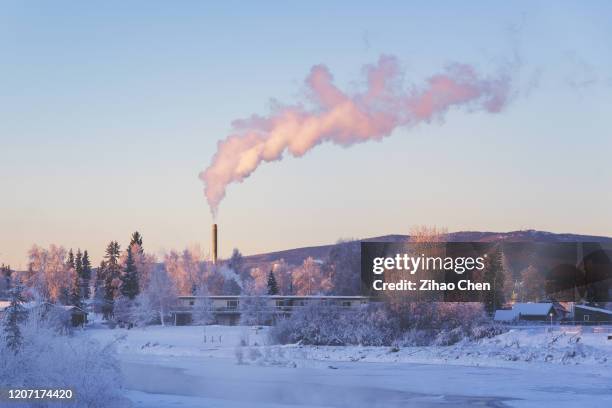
85,325 -> 612,408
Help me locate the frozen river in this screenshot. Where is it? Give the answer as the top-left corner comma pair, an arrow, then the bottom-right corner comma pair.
120,355 -> 612,408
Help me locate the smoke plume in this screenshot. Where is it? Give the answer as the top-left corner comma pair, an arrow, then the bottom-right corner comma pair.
200,55 -> 514,216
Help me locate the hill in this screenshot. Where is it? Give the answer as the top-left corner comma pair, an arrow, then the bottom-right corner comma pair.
243,229 -> 612,268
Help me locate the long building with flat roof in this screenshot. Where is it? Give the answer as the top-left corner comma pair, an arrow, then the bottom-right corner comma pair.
171,295 -> 371,325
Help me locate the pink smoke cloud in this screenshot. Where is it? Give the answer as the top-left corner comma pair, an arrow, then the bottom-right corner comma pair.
200,55 -> 513,217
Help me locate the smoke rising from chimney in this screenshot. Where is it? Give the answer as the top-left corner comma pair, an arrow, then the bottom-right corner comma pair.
200,55 -> 515,217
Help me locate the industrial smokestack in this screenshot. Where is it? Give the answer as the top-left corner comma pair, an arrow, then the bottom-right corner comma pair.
212,223 -> 218,264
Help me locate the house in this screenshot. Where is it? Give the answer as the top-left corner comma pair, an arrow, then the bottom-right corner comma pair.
493,309 -> 518,322
494,302 -> 567,323
0,301 -> 88,327
574,305 -> 612,324
171,295 -> 370,326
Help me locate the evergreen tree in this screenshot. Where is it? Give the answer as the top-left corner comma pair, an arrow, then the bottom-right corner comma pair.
104,241 -> 121,296
120,247 -> 139,300
1,264 -> 13,295
3,281 -> 27,353
93,260 -> 107,315
267,271 -> 279,295
67,249 -> 75,271
130,231 -> 143,252
70,268 -> 82,308
75,249 -> 83,277
103,241 -> 121,318
483,246 -> 505,313
81,250 -> 92,299
75,249 -> 83,298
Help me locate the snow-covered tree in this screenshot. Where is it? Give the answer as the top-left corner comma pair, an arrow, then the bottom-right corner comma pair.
130,231 -> 143,250
249,266 -> 268,294
0,310 -> 129,407
0,264 -> 13,297
520,265 -> 545,302
164,247 -> 204,295
270,259 -> 292,295
112,295 -> 135,326
26,244 -> 71,302
239,282 -> 271,325
483,245 -> 506,313
267,271 -> 279,295
3,281 -> 27,352
292,257 -> 332,295
69,266 -> 82,308
103,241 -> 122,318
192,285 -> 214,325
92,261 -> 108,314
142,267 -> 177,326
325,239 -> 361,295
81,250 -> 92,299
130,292 -> 156,326
227,248 -> 248,283
120,247 -> 139,299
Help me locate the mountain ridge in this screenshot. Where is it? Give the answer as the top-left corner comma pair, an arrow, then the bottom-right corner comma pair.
242,229 -> 612,267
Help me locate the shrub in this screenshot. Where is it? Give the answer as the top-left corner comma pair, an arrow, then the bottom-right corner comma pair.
0,313 -> 129,407
269,302 -> 400,346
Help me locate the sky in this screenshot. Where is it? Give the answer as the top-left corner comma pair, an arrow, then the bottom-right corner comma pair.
1,1 -> 611,269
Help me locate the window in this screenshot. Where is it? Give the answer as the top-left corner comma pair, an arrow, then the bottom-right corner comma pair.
227,300 -> 238,309
342,301 -> 351,307
584,314 -> 590,322
189,301 -> 194,306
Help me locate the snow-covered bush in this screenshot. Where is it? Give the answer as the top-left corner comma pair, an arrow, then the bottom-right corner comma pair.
393,329 -> 436,347
269,302 -> 400,346
0,314 -> 129,407
433,327 -> 468,346
470,323 -> 507,340
271,301 -> 496,347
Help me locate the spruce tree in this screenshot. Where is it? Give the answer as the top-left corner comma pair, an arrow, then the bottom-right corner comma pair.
4,282 -> 26,353
130,231 -> 143,252
104,241 -> 121,297
120,247 -> 139,300
1,264 -> 13,295
103,241 -> 121,319
93,260 -> 107,315
70,268 -> 82,308
75,249 -> 83,297
67,249 -> 75,271
81,250 -> 92,299
483,246 -> 505,313
267,271 -> 279,295
75,249 -> 83,276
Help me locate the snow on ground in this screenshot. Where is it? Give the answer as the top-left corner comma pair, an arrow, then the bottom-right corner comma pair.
84,324 -> 612,408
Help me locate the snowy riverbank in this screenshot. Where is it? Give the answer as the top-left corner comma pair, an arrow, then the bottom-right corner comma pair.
84,325 -> 612,408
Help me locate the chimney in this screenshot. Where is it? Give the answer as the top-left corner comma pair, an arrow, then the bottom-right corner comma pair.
212,223 -> 218,264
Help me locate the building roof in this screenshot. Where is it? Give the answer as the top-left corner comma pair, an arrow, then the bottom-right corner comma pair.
574,305 -> 612,315
178,295 -> 370,300
494,309 -> 518,321
513,303 -> 554,316
494,303 -> 557,321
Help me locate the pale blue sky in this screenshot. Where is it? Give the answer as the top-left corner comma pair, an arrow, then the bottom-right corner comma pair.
1,1 -> 611,268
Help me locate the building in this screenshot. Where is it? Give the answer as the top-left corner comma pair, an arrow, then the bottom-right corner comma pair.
0,301 -> 88,327
573,305 -> 612,324
171,295 -> 370,326
494,302 -> 567,323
